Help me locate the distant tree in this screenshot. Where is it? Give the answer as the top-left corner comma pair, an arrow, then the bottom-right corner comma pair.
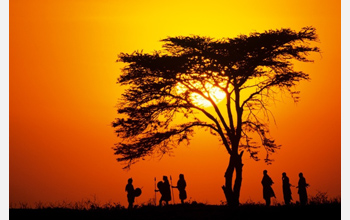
112,27 -> 319,206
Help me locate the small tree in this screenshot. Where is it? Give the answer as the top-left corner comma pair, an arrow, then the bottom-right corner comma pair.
113,27 -> 319,206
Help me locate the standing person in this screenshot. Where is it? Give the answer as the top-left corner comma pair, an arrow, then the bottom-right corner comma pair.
282,172 -> 292,205
162,176 -> 171,205
125,178 -> 135,209
297,172 -> 309,205
155,176 -> 172,206
172,174 -> 187,204
261,170 -> 275,206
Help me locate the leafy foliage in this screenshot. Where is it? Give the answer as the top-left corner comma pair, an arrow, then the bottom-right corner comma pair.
113,27 -> 319,168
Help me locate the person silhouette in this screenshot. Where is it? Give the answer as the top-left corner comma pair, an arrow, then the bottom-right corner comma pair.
282,172 -> 292,205
172,174 -> 187,204
125,178 -> 135,209
155,176 -> 172,206
261,170 -> 275,206
297,172 -> 309,205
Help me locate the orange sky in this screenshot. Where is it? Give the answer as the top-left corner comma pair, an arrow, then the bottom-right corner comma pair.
10,0 -> 341,207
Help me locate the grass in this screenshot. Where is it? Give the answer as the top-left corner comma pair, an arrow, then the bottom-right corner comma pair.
10,193 -> 341,220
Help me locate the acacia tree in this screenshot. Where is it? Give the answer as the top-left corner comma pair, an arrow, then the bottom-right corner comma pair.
112,27 -> 319,206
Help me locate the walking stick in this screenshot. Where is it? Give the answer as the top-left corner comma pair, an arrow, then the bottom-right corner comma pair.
154,177 -> 157,206
170,175 -> 175,204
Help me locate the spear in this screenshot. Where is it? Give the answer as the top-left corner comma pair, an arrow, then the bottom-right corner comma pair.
170,175 -> 175,204
154,177 -> 157,206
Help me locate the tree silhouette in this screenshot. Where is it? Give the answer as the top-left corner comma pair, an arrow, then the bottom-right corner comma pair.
112,27 -> 319,206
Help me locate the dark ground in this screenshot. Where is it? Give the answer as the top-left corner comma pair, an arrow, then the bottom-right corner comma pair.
10,203 -> 341,220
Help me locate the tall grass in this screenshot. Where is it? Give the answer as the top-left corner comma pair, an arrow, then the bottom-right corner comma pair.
10,191 -> 340,210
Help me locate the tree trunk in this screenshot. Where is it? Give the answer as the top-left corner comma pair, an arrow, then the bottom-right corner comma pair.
222,151 -> 243,206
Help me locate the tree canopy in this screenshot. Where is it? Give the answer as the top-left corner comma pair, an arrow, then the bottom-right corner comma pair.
113,27 -> 319,169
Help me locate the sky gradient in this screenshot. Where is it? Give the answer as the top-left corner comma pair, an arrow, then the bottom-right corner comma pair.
10,0 -> 340,207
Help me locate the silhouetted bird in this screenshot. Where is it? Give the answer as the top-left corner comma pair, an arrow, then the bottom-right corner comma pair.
282,172 -> 292,205
297,172 -> 309,205
172,174 -> 187,204
125,178 -> 135,209
155,176 -> 172,206
261,170 -> 275,206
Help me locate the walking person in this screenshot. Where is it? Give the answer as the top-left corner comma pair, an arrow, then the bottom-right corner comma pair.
282,172 -> 292,205
155,176 -> 171,206
297,172 -> 309,205
172,174 -> 187,204
261,170 -> 276,206
125,178 -> 135,209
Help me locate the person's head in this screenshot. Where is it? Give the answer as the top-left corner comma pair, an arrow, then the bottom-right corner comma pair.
299,172 -> 303,178
163,176 -> 168,181
282,172 -> 286,177
263,170 -> 268,175
128,178 -> 133,184
179,174 -> 184,179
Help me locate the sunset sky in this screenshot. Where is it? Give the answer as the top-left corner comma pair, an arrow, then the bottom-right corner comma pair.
10,0 -> 341,208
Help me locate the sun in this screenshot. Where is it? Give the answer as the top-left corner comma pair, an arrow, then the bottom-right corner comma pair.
176,83 -> 226,108
191,86 -> 226,107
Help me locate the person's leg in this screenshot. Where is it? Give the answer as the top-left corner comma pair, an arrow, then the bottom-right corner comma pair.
284,196 -> 289,205
302,195 -> 307,205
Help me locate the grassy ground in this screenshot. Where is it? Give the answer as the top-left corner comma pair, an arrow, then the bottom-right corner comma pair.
10,202 -> 341,220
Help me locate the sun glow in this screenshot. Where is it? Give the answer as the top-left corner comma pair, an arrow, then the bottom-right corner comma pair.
176,83 -> 226,108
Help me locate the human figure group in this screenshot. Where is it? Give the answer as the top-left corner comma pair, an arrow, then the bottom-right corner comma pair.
262,170 -> 309,206
126,171 -> 309,209
125,174 -> 187,209
155,174 -> 187,206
